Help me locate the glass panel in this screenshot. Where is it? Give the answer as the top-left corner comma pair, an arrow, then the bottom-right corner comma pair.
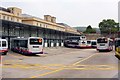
97,38 -> 107,43
30,39 -> 42,45
2,41 -> 6,47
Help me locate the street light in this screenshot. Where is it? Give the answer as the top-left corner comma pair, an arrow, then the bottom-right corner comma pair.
108,27 -> 111,38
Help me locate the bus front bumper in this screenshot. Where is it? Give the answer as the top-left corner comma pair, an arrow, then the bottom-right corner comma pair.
0,50 -> 8,53
27,51 -> 44,54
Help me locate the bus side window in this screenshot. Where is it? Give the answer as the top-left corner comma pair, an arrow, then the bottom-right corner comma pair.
115,41 -> 118,47
2,41 -> 6,47
14,40 -> 18,47
19,40 -> 28,48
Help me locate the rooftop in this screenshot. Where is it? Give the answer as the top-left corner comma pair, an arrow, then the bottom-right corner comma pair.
0,7 -> 10,13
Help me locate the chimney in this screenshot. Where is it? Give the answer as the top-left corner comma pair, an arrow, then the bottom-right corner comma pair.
8,7 -> 22,16
44,15 -> 52,22
51,17 -> 56,23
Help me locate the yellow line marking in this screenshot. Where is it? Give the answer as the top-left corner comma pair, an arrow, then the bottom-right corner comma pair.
3,52 -> 118,78
30,68 -> 63,78
3,60 -> 22,63
73,53 -> 97,65
28,54 -> 99,78
8,53 -> 28,58
45,64 -> 65,66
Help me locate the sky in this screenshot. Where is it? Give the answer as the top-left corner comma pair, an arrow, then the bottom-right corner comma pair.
1,0 -> 119,28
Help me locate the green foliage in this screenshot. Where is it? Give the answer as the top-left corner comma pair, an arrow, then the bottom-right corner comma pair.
99,19 -> 119,34
83,25 -> 96,34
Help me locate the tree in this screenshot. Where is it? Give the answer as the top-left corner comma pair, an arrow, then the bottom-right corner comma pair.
99,19 -> 119,35
84,25 -> 96,34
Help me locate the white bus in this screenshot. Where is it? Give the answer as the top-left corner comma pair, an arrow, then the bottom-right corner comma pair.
79,40 -> 92,48
79,40 -> 87,48
96,37 -> 113,52
0,39 -> 8,55
64,36 -> 86,48
91,40 -> 97,48
11,37 -> 44,54
80,36 -> 86,40
86,40 -> 92,48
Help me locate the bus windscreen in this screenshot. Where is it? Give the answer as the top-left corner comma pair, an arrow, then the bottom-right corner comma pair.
97,39 -> 107,43
2,41 -> 6,47
30,39 -> 42,45
92,42 -> 96,45
115,40 -> 120,47
66,37 -> 80,40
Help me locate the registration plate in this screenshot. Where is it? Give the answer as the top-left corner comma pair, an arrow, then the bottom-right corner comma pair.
100,44 -> 105,46
33,46 -> 39,48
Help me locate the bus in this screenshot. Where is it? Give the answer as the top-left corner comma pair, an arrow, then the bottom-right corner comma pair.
79,40 -> 87,48
115,38 -> 120,59
64,36 -> 81,47
86,40 -> 92,48
11,37 -> 44,54
64,36 -> 88,48
91,40 -> 97,48
0,39 -> 8,55
96,37 -> 113,52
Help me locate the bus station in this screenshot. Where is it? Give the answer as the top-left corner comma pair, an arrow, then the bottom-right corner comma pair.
0,7 -> 80,49
0,3 -> 119,80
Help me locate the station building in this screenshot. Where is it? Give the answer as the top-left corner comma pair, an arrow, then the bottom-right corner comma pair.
0,7 -> 81,48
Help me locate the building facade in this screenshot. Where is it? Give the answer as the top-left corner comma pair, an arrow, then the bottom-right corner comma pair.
0,7 -> 80,48
0,7 -> 22,23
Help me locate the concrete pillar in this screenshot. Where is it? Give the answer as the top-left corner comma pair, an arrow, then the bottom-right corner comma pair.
51,42 -> 54,47
56,42 -> 59,47
45,42 -> 48,47
61,42 -> 64,46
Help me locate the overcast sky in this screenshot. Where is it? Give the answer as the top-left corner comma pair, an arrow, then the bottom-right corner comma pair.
1,0 -> 119,28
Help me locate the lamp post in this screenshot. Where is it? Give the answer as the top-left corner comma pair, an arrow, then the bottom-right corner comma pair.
109,27 -> 111,38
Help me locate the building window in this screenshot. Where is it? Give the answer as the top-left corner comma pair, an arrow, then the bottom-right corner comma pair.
40,24 -> 42,27
7,16 -> 9,20
3,16 -> 5,20
11,17 -> 13,21
36,23 -> 38,26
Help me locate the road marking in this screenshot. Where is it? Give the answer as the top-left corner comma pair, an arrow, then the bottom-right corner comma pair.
8,53 -> 28,58
28,52 -> 116,78
3,64 -> 117,70
3,52 -> 117,78
3,60 -> 22,63
30,68 -> 63,78
73,53 -> 97,65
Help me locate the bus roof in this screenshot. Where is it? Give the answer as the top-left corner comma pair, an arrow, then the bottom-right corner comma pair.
11,37 -> 43,40
115,38 -> 120,40
67,36 -> 85,37
0,39 -> 7,41
97,37 -> 113,41
91,40 -> 97,41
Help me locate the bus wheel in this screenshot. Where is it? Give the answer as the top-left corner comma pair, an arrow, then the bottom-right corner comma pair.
2,52 -> 7,55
